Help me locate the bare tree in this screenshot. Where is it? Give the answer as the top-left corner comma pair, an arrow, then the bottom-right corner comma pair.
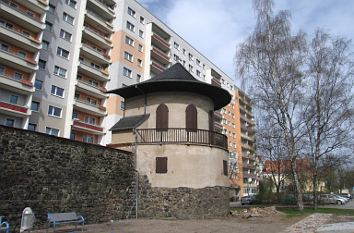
303,30 -> 354,209
236,0 -> 307,210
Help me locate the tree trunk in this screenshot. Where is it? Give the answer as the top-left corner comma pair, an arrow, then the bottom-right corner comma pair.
291,159 -> 304,211
313,168 -> 318,210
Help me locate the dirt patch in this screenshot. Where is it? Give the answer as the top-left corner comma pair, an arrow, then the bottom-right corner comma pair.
231,206 -> 285,218
329,215 -> 354,223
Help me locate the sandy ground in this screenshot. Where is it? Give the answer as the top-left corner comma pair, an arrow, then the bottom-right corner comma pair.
33,215 -> 303,233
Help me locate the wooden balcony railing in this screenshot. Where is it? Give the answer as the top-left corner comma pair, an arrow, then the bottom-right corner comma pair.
135,128 -> 228,150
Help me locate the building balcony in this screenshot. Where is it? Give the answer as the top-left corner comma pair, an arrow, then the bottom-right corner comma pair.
82,26 -> 112,49
242,143 -> 255,152
0,49 -> 38,72
22,0 -> 49,13
76,79 -> 108,99
0,73 -> 34,94
0,0 -> 45,33
87,0 -> 115,20
78,61 -> 109,82
0,24 -> 41,52
242,163 -> 257,170
242,153 -> 256,161
72,119 -> 104,135
85,10 -> 113,34
243,173 -> 258,180
214,110 -> 223,121
0,101 -> 29,117
73,99 -> 107,117
150,61 -> 166,74
151,33 -> 170,52
80,43 -> 111,65
135,128 -> 228,150
241,132 -> 255,142
239,103 -> 253,116
151,47 -> 170,65
240,113 -> 254,125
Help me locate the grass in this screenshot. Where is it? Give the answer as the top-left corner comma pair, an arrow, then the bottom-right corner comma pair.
276,207 -> 354,218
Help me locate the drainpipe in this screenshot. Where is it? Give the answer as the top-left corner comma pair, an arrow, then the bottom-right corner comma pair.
135,85 -> 147,115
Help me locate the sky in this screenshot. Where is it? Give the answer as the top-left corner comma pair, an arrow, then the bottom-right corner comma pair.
137,0 -> 354,81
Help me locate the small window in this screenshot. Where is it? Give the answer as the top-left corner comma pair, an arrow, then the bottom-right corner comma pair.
83,135 -> 94,143
17,51 -> 26,59
9,95 -> 18,104
46,127 -> 59,136
196,59 -> 201,66
86,97 -> 97,106
139,30 -> 144,38
34,79 -> 43,90
28,123 -> 37,131
48,105 -> 62,117
63,12 -> 74,25
120,101 -> 125,110
0,66 -> 4,75
189,64 -> 194,73
123,67 -> 132,78
223,160 -> 228,176
125,36 -> 134,46
31,101 -> 40,111
65,0 -> 77,8
72,111 -> 78,119
156,157 -> 167,174
42,40 -> 49,50
1,43 -> 9,52
126,21 -> 135,32
186,104 -> 197,131
38,59 -> 46,69
21,30 -> 30,37
124,51 -> 133,62
137,74 -> 141,82
51,85 -> 64,97
156,104 -> 168,131
138,44 -> 143,52
70,132 -> 76,140
54,65 -> 67,78
49,4 -> 55,13
174,42 -> 179,50
137,59 -> 143,67
45,21 -> 53,31
127,7 -> 136,17
140,16 -> 145,24
57,47 -> 69,59
173,54 -> 179,61
196,70 -> 201,77
4,118 -> 15,127
84,116 -> 96,125
60,29 -> 72,41
14,72 -> 22,81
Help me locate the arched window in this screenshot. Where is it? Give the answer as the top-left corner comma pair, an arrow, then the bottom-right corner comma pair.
186,104 -> 197,131
156,103 -> 168,130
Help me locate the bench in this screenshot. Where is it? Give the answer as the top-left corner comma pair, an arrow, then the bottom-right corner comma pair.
0,216 -> 10,233
47,212 -> 84,232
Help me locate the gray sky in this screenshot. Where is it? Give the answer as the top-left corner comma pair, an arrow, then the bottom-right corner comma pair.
138,0 -> 354,79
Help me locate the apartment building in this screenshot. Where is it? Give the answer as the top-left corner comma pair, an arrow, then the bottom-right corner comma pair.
104,0 -> 234,144
0,0 -> 115,144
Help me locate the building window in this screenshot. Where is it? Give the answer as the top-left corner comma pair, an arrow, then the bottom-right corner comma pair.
137,59 -> 143,67
56,47 -> 69,59
63,12 -> 74,25
120,101 -> 125,110
127,7 -> 136,17
156,157 -> 167,174
136,74 -> 141,82
196,59 -> 201,66
45,21 -> 53,31
83,135 -> 94,143
28,123 -> 37,131
31,101 -> 40,112
138,44 -> 143,52
0,66 -> 4,75
139,30 -> 144,38
38,59 -> 46,69
4,118 -> 15,127
223,160 -> 228,176
60,29 -> 72,41
156,104 -> 168,131
54,66 -> 67,78
1,43 -> 9,52
188,53 -> 193,61
86,97 -> 97,106
46,127 -> 59,136
9,95 -> 18,104
84,116 -> 96,125
74,93 -> 80,100
42,40 -> 49,50
189,65 -> 194,73
65,0 -> 77,8
51,85 -> 64,97
174,42 -> 180,50
21,30 -> 30,37
196,70 -> 201,77
126,21 -> 135,32
14,72 -> 22,81
34,79 -> 43,90
17,51 -> 26,59
140,16 -> 145,24
125,36 -> 134,46
174,54 -> 179,61
48,105 -> 62,117
186,104 -> 197,131
123,67 -> 132,78
48,4 -> 55,13
70,132 -> 76,140
124,51 -> 133,62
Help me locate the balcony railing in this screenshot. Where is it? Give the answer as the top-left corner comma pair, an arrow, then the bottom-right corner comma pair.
73,119 -> 103,132
0,47 -> 36,65
1,0 -> 42,22
135,128 -> 228,150
0,101 -> 28,114
84,26 -> 112,43
0,23 -> 40,44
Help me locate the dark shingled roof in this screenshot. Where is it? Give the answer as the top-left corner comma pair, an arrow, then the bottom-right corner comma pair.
110,114 -> 149,131
108,63 -> 231,110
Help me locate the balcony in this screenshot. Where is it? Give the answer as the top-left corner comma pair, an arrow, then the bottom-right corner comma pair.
0,101 -> 29,117
0,48 -> 38,72
0,24 -> 41,52
243,173 -> 258,179
151,33 -> 170,52
0,0 -> 44,33
241,143 -> 255,152
87,0 -> 115,20
242,153 -> 256,161
0,73 -> 34,94
72,119 -> 104,135
135,128 -> 228,150
82,26 -> 112,49
241,132 -> 255,142
78,61 -> 109,82
81,43 -> 111,65
23,0 -> 49,13
150,61 -> 166,74
73,99 -> 107,117
76,79 -> 108,99
151,47 -> 170,65
85,10 -> 113,34
242,163 -> 257,170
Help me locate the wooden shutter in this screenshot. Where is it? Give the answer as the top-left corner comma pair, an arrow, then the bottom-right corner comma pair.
186,104 -> 197,131
156,157 -> 168,173
223,160 -> 228,176
156,104 -> 168,131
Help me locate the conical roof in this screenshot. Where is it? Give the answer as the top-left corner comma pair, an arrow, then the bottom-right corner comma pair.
108,63 -> 231,110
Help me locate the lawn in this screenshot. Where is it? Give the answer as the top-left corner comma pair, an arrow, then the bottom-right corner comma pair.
276,207 -> 354,217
